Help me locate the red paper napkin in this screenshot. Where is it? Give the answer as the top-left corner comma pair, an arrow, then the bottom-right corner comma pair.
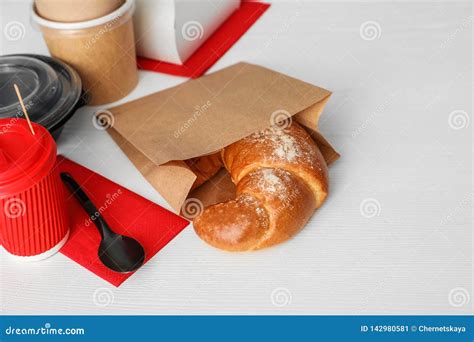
137,1 -> 270,78
56,156 -> 189,287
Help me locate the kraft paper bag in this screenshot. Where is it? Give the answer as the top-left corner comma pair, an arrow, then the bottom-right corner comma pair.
107,62 -> 339,213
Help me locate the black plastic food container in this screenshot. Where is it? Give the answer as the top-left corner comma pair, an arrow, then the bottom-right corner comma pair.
0,54 -> 86,140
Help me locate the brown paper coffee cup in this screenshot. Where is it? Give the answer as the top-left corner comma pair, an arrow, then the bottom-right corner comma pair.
32,0 -> 138,105
35,0 -> 125,23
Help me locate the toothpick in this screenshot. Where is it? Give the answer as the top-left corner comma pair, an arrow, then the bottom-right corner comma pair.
13,84 -> 35,135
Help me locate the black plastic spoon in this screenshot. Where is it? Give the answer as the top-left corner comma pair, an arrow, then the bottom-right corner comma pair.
61,172 -> 145,273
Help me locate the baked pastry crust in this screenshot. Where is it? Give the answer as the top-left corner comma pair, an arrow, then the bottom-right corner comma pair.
194,121 -> 329,251
185,152 -> 223,190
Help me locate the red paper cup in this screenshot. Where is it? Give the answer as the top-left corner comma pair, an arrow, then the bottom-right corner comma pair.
0,118 -> 68,260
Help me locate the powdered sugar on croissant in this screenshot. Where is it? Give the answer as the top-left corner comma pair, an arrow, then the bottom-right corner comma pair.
194,121 -> 328,251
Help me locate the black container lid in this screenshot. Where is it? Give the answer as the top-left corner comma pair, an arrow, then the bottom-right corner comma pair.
0,54 -> 82,132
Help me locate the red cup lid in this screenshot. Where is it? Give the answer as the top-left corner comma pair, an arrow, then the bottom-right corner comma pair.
0,118 -> 56,195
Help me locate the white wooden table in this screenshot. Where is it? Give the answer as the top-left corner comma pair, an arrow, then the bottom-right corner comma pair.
1,0 -> 472,315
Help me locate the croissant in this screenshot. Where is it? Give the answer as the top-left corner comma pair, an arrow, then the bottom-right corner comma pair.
194,121 -> 328,251
185,152 -> 223,190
